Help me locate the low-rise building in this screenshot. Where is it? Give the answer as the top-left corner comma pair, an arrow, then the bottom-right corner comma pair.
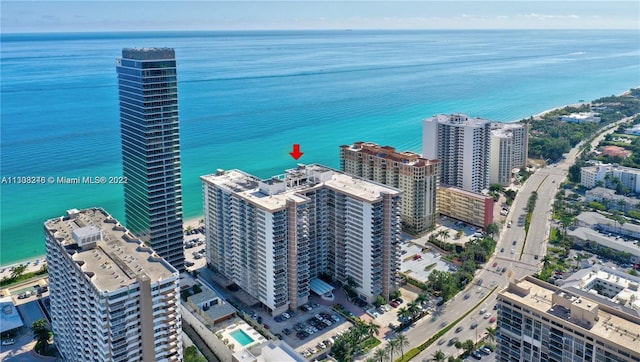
560,112 -> 601,123
437,185 -> 494,228
496,276 -> 640,362
233,340 -> 306,362
560,266 -> 640,317
576,211 -> 640,240
581,163 -> 640,193
0,296 -> 23,335
567,227 -> 640,264
585,187 -> 640,212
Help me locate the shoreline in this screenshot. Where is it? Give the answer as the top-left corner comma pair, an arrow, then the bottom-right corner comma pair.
3,87 -> 638,269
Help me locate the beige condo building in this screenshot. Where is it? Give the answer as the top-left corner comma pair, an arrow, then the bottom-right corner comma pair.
497,275 -> 640,362
340,142 -> 440,233
45,208 -> 182,362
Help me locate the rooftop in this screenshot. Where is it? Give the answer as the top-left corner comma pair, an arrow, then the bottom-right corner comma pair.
439,184 -> 492,200
427,113 -> 491,128
576,211 -> 640,235
44,208 -> 178,292
500,276 -> 640,348
201,164 -> 401,212
561,266 -> 640,316
121,47 -> 175,60
0,296 -> 23,333
568,227 -> 640,258
341,142 -> 439,167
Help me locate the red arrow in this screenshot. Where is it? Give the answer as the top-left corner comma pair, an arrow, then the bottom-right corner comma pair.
289,144 -> 304,160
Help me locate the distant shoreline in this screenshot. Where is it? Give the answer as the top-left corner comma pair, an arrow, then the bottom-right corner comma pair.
2,88 -> 638,269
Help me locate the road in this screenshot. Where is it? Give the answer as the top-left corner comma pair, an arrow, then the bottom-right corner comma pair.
408,116 -> 637,361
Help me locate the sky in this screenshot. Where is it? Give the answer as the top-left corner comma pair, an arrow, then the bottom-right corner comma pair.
1,1 -> 639,33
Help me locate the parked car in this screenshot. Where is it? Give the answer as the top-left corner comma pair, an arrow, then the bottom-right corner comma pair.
1,339 -> 15,346
484,313 -> 492,319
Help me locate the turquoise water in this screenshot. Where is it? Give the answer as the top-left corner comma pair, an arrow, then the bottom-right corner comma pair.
1,30 -> 639,265
230,329 -> 255,346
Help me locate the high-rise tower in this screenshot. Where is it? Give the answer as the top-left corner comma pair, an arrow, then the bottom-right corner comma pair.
45,208 -> 182,362
423,114 -> 491,193
117,48 -> 184,271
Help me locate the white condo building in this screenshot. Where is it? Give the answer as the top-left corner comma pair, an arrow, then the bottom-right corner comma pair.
202,164 -> 402,315
45,208 -> 182,362
581,163 -> 640,192
423,114 -> 491,193
489,122 -> 529,186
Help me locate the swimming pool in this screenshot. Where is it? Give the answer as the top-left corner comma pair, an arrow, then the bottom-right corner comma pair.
230,329 -> 254,346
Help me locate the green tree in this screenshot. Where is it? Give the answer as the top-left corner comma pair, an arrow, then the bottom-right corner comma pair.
184,346 -> 207,362
367,320 -> 380,338
462,339 -> 475,355
407,301 -> 421,321
394,333 -> 410,358
374,295 -> 386,307
31,318 -> 52,354
373,347 -> 387,362
397,307 -> 410,323
390,289 -> 402,300
385,339 -> 398,361
192,284 -> 202,294
10,264 -> 27,280
486,327 -> 497,344
432,349 -> 446,362
415,293 -> 428,305
486,223 -> 499,239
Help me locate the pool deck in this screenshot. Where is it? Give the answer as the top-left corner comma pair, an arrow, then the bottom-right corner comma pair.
220,322 -> 266,352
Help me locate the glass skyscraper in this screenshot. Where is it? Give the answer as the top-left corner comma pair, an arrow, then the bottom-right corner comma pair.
117,48 -> 184,271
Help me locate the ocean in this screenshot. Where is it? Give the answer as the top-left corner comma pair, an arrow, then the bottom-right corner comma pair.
1,30 -> 639,266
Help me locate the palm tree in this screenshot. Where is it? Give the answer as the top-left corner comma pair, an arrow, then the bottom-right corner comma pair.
485,327 -> 497,344
10,264 -> 27,280
407,302 -> 421,321
365,358 -> 377,362
385,339 -> 398,361
373,347 -> 387,362
462,339 -> 475,355
394,333 -> 410,358
397,307 -> 410,323
415,293 -> 428,306
431,349 -> 446,362
31,318 -> 52,354
441,230 -> 451,243
542,255 -> 551,268
367,320 -> 380,338
486,223 -> 499,239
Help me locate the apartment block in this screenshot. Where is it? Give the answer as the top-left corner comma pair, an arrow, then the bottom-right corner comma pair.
423,114 -> 491,193
437,185 -> 494,228
340,142 -> 440,233
117,47 -> 185,271
202,164 -> 402,315
490,123 -> 529,186
581,163 -> 640,193
496,275 -> 640,362
45,208 -> 182,362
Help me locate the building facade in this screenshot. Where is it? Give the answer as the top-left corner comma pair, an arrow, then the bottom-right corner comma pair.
437,185 -> 494,228
423,114 -> 491,193
45,208 -> 182,362
496,276 -> 640,362
580,163 -> 640,193
117,47 -> 185,271
490,122 -> 529,186
490,133 -> 513,187
340,142 -> 440,233
202,164 -> 402,315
